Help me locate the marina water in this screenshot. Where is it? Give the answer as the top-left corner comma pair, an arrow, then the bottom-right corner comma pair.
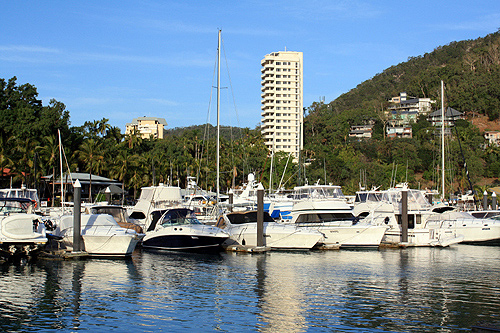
1,245 -> 499,332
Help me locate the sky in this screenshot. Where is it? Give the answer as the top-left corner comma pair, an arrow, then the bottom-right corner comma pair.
1,1 -> 500,132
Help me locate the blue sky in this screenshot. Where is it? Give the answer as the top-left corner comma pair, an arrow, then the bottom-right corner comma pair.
1,1 -> 499,132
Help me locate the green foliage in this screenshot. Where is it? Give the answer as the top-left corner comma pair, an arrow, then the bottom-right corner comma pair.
3,30 -> 500,197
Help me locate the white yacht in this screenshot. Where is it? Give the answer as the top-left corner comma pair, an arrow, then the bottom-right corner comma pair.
282,184 -> 388,248
53,214 -> 142,256
85,204 -> 144,234
426,210 -> 500,245
363,185 -> 463,247
216,210 -> 324,250
128,184 -> 184,230
142,208 -> 228,252
0,197 -> 48,259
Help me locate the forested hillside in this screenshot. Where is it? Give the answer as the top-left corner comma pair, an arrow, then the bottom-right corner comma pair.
303,30 -> 500,195
2,31 -> 500,201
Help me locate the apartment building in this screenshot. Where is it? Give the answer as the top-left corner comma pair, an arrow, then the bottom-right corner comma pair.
387,92 -> 435,124
125,117 -> 167,139
260,51 -> 303,160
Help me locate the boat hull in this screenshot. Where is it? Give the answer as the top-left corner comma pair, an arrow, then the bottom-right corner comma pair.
142,234 -> 227,251
61,234 -> 141,256
382,228 -> 462,247
142,224 -> 228,252
223,223 -> 323,250
310,224 -> 387,248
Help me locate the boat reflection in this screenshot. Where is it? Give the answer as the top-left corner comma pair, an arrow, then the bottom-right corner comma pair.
0,246 -> 499,331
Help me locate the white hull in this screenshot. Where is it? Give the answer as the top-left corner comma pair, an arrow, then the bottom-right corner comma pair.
382,227 -> 463,247
61,234 -> 140,256
55,214 -> 141,256
0,213 -> 47,257
223,223 -> 323,249
303,224 -> 387,248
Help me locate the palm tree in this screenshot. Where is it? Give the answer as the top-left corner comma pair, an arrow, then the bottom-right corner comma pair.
11,136 -> 39,187
36,135 -> 59,206
109,150 -> 142,202
125,129 -> 142,149
76,139 -> 104,202
0,136 -> 14,186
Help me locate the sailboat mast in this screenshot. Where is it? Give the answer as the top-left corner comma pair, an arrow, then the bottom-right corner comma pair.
216,29 -> 221,204
441,80 -> 445,201
58,129 -> 64,207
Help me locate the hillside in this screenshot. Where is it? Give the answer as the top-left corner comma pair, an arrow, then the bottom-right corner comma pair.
319,30 -> 500,122
301,30 -> 500,194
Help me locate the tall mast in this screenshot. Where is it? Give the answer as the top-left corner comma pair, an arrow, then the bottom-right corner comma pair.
216,29 -> 221,204
441,80 -> 445,201
58,129 -> 64,207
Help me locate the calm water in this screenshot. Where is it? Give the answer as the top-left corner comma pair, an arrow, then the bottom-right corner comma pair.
1,245 -> 499,332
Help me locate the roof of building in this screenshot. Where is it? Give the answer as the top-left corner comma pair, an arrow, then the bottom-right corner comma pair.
41,172 -> 120,185
429,107 -> 463,118
126,116 -> 168,126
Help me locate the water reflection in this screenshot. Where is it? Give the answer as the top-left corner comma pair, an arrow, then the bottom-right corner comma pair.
0,245 -> 498,332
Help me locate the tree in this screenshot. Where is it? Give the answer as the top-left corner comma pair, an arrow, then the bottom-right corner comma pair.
76,139 -> 104,202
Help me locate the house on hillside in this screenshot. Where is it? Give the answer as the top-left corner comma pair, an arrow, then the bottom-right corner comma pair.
386,125 -> 412,138
485,131 -> 500,146
349,124 -> 373,140
427,107 -> 464,127
387,92 -> 435,124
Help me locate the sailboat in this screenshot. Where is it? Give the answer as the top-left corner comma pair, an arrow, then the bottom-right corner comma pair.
425,81 -> 500,244
140,31 -> 231,252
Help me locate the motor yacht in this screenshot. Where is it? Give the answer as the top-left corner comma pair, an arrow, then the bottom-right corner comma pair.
142,208 -> 228,251
283,184 -> 388,248
0,197 -> 47,259
363,185 -> 463,247
52,213 -> 142,256
216,210 -> 324,250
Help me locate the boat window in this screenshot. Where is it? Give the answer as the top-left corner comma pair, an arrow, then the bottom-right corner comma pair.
159,209 -> 202,227
296,212 -> 354,223
226,211 -> 274,224
130,211 -> 146,220
395,214 -> 415,228
148,210 -> 167,232
355,193 -> 367,203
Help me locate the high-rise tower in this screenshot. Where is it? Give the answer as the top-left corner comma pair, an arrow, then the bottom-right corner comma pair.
260,51 -> 303,160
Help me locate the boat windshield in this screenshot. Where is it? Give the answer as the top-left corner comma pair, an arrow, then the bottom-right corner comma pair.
293,186 -> 344,200
0,199 -> 32,214
382,189 -> 432,210
160,209 -> 202,226
355,191 -> 383,203
90,207 -> 127,223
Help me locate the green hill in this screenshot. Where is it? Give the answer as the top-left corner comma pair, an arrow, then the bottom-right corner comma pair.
302,30 -> 500,195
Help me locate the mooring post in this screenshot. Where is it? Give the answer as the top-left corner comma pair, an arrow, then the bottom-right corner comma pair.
228,189 -> 233,213
257,183 -> 264,247
105,186 -> 111,204
483,190 -> 488,211
492,192 -> 497,211
73,179 -> 82,252
401,188 -> 408,244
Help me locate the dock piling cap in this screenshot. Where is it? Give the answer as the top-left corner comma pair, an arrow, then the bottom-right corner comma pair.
74,179 -> 81,188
